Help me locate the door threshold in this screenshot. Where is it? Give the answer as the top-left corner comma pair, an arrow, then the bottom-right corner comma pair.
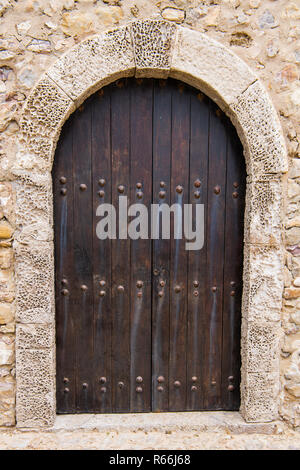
53,411 -> 278,435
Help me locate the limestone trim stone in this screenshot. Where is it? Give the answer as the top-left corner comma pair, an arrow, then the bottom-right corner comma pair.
13,20 -> 288,428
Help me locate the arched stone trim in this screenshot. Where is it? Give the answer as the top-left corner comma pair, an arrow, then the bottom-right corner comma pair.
13,20 -> 288,427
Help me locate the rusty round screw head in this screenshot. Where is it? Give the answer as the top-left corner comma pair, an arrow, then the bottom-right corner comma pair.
211,286 -> 217,293
100,387 -> 107,393
118,185 -> 125,193
61,279 -> 68,286
64,388 -> 69,393
136,280 -> 143,288
194,191 -> 200,199
230,290 -> 235,297
60,176 -> 67,184
136,376 -> 143,383
137,191 -> 143,199
211,380 -> 217,386
194,179 -> 201,188
81,284 -> 88,292
99,290 -> 106,297
157,385 -> 164,392
193,290 -> 199,297
136,386 -> 143,393
99,280 -> 106,287
192,376 -> 198,382
61,288 -> 69,296
159,190 -> 166,199
98,178 -> 106,187
193,280 -> 199,287
137,292 -> 142,298
214,185 -> 221,195
174,380 -> 181,388
176,185 -> 183,194
157,376 -> 165,383
98,190 -> 105,197
228,376 -> 234,381
191,385 -> 197,392
160,181 -> 165,188
153,269 -> 159,276
63,377 -> 69,384
136,182 -> 142,189
228,384 -> 235,392
82,383 -> 88,389
233,182 -> 239,188
232,191 -> 239,198
174,285 -> 181,293
60,188 -> 67,196
99,377 -> 107,384
158,291 -> 164,297
230,281 -> 236,287
159,280 -> 165,287
117,285 -> 124,293
118,381 -> 124,389
80,184 -> 87,191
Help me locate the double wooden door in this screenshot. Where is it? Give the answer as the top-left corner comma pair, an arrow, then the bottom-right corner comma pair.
54,78 -> 245,414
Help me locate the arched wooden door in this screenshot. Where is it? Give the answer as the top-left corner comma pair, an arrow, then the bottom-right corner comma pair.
53,78 -> 246,414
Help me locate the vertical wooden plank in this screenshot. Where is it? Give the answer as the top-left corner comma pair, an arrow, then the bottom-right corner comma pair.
92,89 -> 112,412
111,80 -> 131,412
202,104 -> 228,410
54,119 -> 76,413
72,101 -> 94,412
152,80 -> 172,412
168,81 -> 190,411
221,125 -> 245,410
186,91 -> 210,411
129,79 -> 153,412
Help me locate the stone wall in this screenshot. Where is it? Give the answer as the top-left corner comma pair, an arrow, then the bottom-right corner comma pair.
0,0 -> 299,428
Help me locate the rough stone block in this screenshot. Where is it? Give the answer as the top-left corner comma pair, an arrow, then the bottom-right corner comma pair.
242,244 -> 283,323
244,179 -> 283,246
15,242 -> 54,324
47,26 -> 135,105
0,335 -> 14,366
240,372 -> 279,422
131,20 -> 176,78
170,26 -> 256,110
16,324 -> 54,350
0,303 -> 14,325
18,75 -> 75,165
16,348 -> 55,428
230,80 -> 288,177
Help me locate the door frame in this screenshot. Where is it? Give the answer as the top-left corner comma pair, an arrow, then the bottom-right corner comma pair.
14,20 -> 287,427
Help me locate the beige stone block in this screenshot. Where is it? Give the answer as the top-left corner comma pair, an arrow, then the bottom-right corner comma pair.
170,26 -> 256,110
244,179 -> 283,246
47,26 -> 135,105
241,321 -> 281,373
0,409 -> 15,427
0,248 -> 13,269
241,372 -> 279,422
0,336 -> 14,366
15,242 -> 54,324
283,287 -> 300,300
16,348 -> 55,427
230,80 -> 288,177
242,244 -> 283,323
18,75 -> 75,166
0,270 -> 15,303
132,20 -> 177,78
0,303 -> 14,324
16,324 -> 54,349
0,221 -> 13,240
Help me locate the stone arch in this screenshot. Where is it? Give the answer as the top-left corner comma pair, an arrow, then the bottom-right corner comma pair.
13,20 -> 288,427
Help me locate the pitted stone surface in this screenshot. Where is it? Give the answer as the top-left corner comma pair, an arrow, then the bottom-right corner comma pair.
242,244 -> 284,322
18,76 -> 75,164
241,372 -> 279,423
15,242 -> 54,324
230,80 -> 288,176
170,26 -> 257,110
16,348 -> 55,427
47,26 -> 135,105
244,179 -> 283,246
16,324 -> 54,350
131,20 -> 176,77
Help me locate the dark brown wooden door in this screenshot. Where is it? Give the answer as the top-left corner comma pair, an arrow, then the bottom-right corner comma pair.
54,78 -> 245,414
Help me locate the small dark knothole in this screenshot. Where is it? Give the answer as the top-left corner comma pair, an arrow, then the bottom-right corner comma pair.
230,32 -> 253,47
